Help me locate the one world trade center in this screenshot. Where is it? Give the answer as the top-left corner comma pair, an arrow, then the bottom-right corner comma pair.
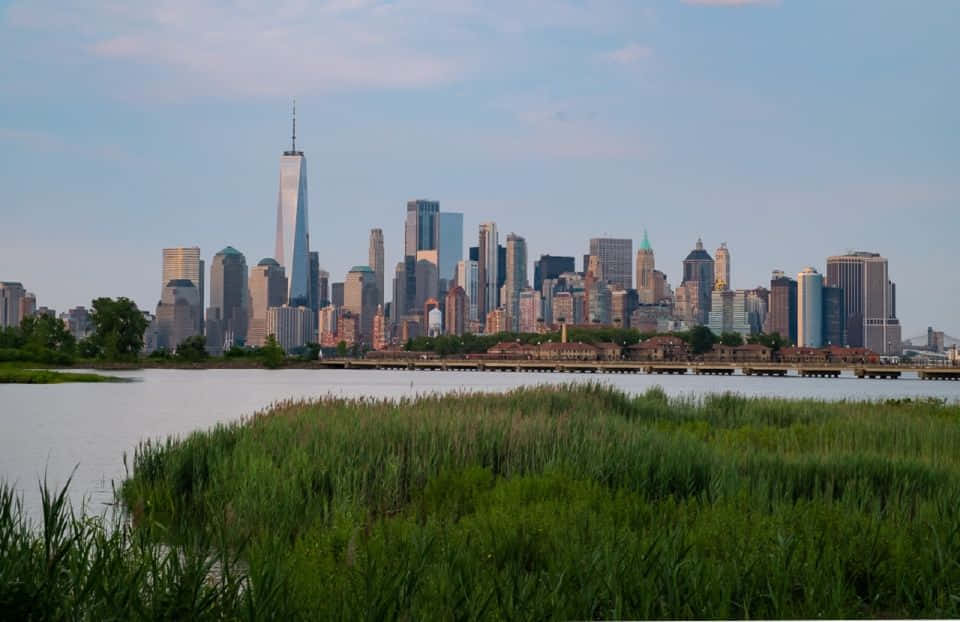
275,103 -> 311,307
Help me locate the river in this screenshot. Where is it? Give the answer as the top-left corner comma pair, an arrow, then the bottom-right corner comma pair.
2,368 -> 959,518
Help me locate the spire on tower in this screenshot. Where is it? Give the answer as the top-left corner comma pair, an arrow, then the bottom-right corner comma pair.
291,98 -> 296,152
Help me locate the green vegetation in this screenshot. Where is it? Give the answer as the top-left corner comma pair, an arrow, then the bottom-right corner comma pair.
85,297 -> 149,361
0,367 -> 126,383
7,385 -> 960,619
0,313 -> 77,365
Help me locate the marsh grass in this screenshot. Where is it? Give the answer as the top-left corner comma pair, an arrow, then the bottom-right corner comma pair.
5,383 -> 960,619
0,368 -> 127,383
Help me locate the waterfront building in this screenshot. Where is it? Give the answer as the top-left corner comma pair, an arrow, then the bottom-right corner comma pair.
456,259 -> 479,322
266,305 -> 314,352
675,238 -> 714,325
156,279 -> 201,351
518,288 -> 541,333
344,266 -> 378,346
372,305 -> 388,350
714,243 -> 731,290
275,107 -> 311,307
318,305 -> 339,346
826,252 -> 901,355
368,229 -> 385,309
207,246 -> 248,353
534,255 -> 575,292
437,212 -> 463,292
60,306 -> 92,341
162,247 -> 204,332
445,286 -> 467,336
477,222 -> 498,319
485,308 -> 508,334
504,233 -> 528,331
797,267 -> 824,347
823,286 -> 846,346
247,258 -> 287,347
0,282 -> 25,327
589,238 -> 632,289
331,282 -> 344,308
635,230 -> 656,304
764,271 -> 798,344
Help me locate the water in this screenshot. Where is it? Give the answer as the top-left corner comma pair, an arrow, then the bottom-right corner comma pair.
2,368 -> 959,518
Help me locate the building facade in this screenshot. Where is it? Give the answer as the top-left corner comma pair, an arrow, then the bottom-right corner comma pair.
266,305 -> 315,352
534,255 -> 575,292
676,238 -> 714,325
368,229 -> 385,309
247,258 -> 287,347
765,271 -> 798,344
504,233 -> 528,331
477,222 -> 498,320
445,286 -> 467,336
826,252 -> 901,355
162,247 -> 204,331
437,212 -> 463,292
207,246 -> 249,353
714,243 -> 731,290
156,279 -> 201,351
797,267 -> 823,347
275,115 -> 311,307
589,238 -> 632,289
344,266 -> 378,346
635,230 -> 656,304
0,282 -> 25,328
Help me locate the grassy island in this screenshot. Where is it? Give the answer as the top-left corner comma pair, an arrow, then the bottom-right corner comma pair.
0,367 -> 127,383
3,384 -> 960,619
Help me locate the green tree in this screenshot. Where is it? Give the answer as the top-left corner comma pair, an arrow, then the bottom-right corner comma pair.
175,335 -> 208,362
747,332 -> 789,351
300,343 -> 321,361
336,341 -> 348,357
688,325 -> 717,355
89,297 -> 149,361
262,335 -> 285,369
719,332 -> 744,347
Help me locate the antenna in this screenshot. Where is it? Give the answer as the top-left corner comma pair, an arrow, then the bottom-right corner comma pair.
291,98 -> 297,152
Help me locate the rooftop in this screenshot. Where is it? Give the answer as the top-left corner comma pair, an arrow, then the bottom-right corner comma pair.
257,258 -> 280,267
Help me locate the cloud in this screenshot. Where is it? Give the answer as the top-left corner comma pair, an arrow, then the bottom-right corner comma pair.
601,42 -> 652,65
3,0 -> 647,97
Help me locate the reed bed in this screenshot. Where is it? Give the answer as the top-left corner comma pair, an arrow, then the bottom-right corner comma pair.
4,384 -> 960,619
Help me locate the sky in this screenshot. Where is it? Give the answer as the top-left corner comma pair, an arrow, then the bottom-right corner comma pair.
0,0 -> 957,339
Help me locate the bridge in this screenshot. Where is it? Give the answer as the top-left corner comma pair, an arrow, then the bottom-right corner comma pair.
313,359 -> 960,380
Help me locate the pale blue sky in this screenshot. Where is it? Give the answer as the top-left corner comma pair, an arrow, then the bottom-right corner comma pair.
1,0 -> 957,338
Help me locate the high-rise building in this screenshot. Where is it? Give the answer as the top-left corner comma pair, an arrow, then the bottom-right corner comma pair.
391,262 -> 407,325
318,305 -> 339,345
518,288 -> 541,333
534,255 -> 575,292
541,278 -> 558,326
675,238 -> 714,326
437,212 -> 463,290
19,293 -> 36,319
266,305 -> 315,352
635,230 -> 657,304
156,279 -> 201,351
589,238 -> 632,289
477,223 -> 498,319
405,200 -> 439,256
317,269 -> 330,308
372,305 -> 388,350
826,252 -> 901,355
765,271 -> 798,344
275,106 -> 311,307
714,243 -> 731,290
552,291 -> 574,326
445,286 -> 467,336
611,288 -> 637,328
162,247 -> 204,332
368,229 -> 385,309
0,282 -> 26,328
207,246 -> 249,353
485,308 -> 508,334
60,306 -> 92,341
745,288 -> 769,335
344,266 -> 378,345
708,288 -> 752,336
797,267 -> 823,347
414,250 -> 439,312
822,286 -> 846,346
427,307 -> 443,337
247,258 -> 287,347
504,233 -> 528,331
331,282 -> 345,308
456,259 -> 479,322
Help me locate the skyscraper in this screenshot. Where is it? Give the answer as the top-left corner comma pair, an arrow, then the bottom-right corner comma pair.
405,200 -> 439,256
477,222 -> 498,319
675,238 -> 714,326
822,286 -> 846,346
0,282 -> 25,328
368,229 -> 385,309
714,243 -> 731,290
437,212 -> 463,289
765,270 -> 798,344
456,259 -> 479,322
247,258 -> 287,347
504,233 -> 528,331
415,250 -> 439,312
344,266 -> 378,345
275,105 -> 311,307
162,247 -> 204,334
207,246 -> 249,353
266,306 -> 315,352
445,286 -> 467,336
308,252 -> 321,312
589,238 -> 633,289
317,269 -> 330,308
797,267 -> 824,347
826,252 -> 901,355
156,279 -> 201,351
635,230 -> 656,304
533,255 -> 575,292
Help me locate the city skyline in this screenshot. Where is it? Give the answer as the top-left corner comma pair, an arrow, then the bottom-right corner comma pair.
1,2 -> 958,337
